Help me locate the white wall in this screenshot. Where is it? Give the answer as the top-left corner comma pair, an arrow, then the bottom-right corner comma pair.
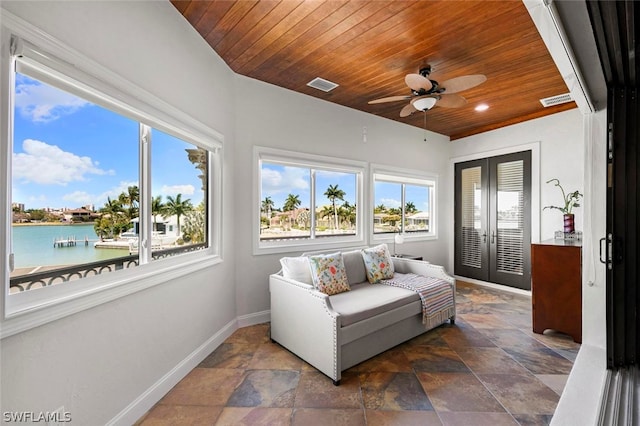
1,2 -> 238,424
0,1 -> 599,424
452,108 -> 585,237
232,76 -> 453,318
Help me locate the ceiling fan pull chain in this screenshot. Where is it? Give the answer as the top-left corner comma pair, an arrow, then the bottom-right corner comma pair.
423,110 -> 427,142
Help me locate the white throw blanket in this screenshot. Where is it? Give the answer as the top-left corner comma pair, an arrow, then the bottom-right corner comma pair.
380,272 -> 455,329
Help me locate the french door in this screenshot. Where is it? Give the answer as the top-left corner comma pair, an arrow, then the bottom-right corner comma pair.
454,151 -> 531,290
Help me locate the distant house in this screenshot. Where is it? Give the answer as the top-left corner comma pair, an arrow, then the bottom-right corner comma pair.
270,208 -> 309,230
64,208 -> 99,222
407,211 -> 429,229
130,215 -> 180,236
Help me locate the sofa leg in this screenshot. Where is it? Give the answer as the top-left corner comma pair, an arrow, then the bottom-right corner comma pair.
450,317 -> 456,325
333,379 -> 341,386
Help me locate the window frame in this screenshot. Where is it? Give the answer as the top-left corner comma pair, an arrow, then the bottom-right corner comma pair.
370,164 -> 438,243
1,17 -> 223,337
254,146 -> 366,255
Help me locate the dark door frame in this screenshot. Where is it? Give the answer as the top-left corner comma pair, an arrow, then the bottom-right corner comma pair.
454,150 -> 532,290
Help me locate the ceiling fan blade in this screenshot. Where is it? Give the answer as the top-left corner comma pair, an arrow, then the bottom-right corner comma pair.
368,95 -> 412,104
400,102 -> 417,117
440,74 -> 487,93
435,93 -> 467,108
405,73 -> 433,92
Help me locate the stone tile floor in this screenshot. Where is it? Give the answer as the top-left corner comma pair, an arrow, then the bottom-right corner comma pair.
136,281 -> 580,425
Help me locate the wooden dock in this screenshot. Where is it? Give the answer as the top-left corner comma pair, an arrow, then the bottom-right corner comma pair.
54,236 -> 77,247
53,236 -> 94,247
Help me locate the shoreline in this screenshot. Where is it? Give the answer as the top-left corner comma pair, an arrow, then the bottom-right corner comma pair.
12,222 -> 96,227
10,264 -> 72,278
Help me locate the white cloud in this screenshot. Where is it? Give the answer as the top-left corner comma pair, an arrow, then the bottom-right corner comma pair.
161,184 -> 195,196
97,181 -> 138,204
13,139 -> 115,185
261,166 -> 309,194
380,198 -> 401,209
62,191 -> 94,205
15,76 -> 90,123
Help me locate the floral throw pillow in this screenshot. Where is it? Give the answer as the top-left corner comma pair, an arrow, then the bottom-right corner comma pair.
361,244 -> 395,283
308,252 -> 350,295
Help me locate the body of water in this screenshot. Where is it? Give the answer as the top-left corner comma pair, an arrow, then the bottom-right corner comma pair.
12,224 -> 126,269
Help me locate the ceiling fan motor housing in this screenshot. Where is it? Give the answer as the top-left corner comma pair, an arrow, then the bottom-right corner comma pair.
412,81 -> 443,97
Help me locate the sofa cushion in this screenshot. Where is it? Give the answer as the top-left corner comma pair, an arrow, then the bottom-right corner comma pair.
308,252 -> 350,295
329,283 -> 420,327
361,244 -> 395,283
342,249 -> 367,285
280,256 -> 313,284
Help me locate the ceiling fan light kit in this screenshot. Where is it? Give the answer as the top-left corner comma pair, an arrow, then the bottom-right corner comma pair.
413,97 -> 437,111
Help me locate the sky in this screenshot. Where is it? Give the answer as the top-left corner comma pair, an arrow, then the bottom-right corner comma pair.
11,73 -> 204,211
260,164 -> 357,210
260,162 -> 431,214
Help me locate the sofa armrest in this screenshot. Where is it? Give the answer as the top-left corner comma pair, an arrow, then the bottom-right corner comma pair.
391,258 -> 455,284
269,272 -> 342,382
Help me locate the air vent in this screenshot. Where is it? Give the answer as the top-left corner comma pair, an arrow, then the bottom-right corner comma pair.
540,93 -> 574,107
307,77 -> 339,92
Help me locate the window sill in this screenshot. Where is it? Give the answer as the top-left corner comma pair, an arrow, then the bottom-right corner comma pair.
1,254 -> 221,339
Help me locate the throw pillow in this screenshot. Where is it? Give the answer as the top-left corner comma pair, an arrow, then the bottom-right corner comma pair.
280,256 -> 313,285
307,252 -> 350,295
361,244 -> 395,283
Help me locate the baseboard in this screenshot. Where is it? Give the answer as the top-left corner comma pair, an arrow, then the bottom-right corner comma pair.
238,309 -> 270,328
106,318 -> 238,426
454,275 -> 532,297
106,311 -> 272,425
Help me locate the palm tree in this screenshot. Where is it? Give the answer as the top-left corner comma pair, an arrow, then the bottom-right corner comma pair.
319,205 -> 335,229
261,197 -> 275,220
96,197 -> 126,239
151,195 -> 165,232
283,194 -> 301,211
283,194 -> 301,230
339,201 -> 357,227
324,184 -> 346,230
375,204 -> 387,214
164,193 -> 193,235
100,196 -> 123,216
119,185 -> 139,220
405,201 -> 417,214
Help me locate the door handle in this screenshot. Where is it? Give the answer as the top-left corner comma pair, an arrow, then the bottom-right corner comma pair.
481,231 -> 487,243
491,230 -> 496,244
600,234 -> 614,270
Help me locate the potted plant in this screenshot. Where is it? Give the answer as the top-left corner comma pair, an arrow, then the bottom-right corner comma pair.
543,178 -> 583,233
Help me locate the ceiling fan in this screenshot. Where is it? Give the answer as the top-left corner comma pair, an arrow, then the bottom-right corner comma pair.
368,65 -> 487,117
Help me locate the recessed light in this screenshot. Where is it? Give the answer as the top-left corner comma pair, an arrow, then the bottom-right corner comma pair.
475,104 -> 489,112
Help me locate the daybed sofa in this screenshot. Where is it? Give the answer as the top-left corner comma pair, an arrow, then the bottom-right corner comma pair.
269,245 -> 456,385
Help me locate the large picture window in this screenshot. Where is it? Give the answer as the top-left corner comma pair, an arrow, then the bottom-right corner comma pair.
255,147 -> 364,253
372,169 -> 437,239
3,34 -> 221,320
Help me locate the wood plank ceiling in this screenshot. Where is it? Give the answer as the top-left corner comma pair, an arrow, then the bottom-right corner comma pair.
171,0 -> 577,140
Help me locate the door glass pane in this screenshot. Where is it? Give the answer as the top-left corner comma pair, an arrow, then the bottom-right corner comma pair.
461,166 -> 483,269
496,160 -> 524,275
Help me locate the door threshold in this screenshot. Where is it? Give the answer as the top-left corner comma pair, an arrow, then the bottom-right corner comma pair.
454,275 -> 531,296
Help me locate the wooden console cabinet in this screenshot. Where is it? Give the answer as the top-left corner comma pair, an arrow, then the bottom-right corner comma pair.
531,239 -> 582,343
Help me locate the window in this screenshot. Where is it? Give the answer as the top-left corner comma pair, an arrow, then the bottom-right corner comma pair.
372,168 -> 437,239
255,147 -> 364,254
3,33 -> 221,320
